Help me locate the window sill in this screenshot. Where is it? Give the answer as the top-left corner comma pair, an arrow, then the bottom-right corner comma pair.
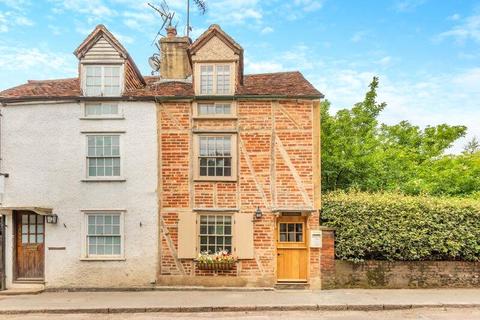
192,116 -> 238,120
80,257 -> 126,261
194,177 -> 237,182
81,178 -> 126,183
79,117 -> 125,120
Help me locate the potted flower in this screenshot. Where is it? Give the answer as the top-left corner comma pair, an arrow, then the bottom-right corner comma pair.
196,250 -> 237,270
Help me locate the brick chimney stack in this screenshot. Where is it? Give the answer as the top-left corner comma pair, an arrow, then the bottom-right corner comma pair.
159,26 -> 192,82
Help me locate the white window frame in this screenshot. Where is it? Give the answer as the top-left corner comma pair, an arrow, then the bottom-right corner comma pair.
197,213 -> 234,254
193,101 -> 237,119
193,133 -> 238,182
195,63 -> 235,96
82,132 -> 126,182
80,102 -> 124,120
81,210 -> 125,261
81,64 -> 124,97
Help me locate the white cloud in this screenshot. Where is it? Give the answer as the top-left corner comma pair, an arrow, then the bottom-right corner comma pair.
48,0 -> 117,22
0,0 -> 31,11
0,10 -> 34,32
14,16 -> 33,26
394,0 -> 426,12
309,66 -> 480,154
207,0 -> 262,25
244,57 -> 284,74
377,56 -> 392,67
0,44 -> 77,90
437,14 -> 480,43
293,0 -> 324,12
112,31 -> 134,44
260,26 -> 274,35
448,13 -> 461,21
351,31 -> 367,43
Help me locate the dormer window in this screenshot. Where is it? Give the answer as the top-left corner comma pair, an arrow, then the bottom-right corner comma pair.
198,64 -> 232,95
83,65 -> 123,97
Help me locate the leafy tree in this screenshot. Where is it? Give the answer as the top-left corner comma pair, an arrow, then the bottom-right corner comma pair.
321,77 -> 476,197
464,137 -> 480,155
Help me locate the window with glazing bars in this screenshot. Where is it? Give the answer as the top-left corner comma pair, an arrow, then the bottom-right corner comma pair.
200,65 -> 214,94
85,103 -> 119,117
216,65 -> 230,94
21,213 -> 44,244
86,213 -> 121,256
84,65 -> 121,96
87,135 -> 120,177
199,215 -> 232,253
279,223 -> 304,242
199,136 -> 232,177
197,103 -> 232,116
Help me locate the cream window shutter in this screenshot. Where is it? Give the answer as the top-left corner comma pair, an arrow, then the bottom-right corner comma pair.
177,212 -> 197,259
234,212 -> 254,259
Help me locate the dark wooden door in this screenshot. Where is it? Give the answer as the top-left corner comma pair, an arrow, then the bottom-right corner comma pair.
15,211 -> 44,280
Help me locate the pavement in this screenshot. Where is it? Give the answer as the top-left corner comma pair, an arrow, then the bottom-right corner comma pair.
0,288 -> 480,315
4,309 -> 480,320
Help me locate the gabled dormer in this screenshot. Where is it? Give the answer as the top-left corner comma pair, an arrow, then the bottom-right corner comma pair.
73,25 -> 145,97
189,25 -> 244,96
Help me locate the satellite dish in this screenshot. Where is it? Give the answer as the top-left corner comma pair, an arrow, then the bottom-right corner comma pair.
148,54 -> 161,73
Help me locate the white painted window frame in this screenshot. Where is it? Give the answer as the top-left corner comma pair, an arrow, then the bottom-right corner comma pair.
81,64 -> 124,97
80,101 -> 125,120
192,101 -> 237,119
195,62 -> 235,96
197,213 -> 234,254
193,133 -> 238,182
80,210 -> 126,261
81,131 -> 126,182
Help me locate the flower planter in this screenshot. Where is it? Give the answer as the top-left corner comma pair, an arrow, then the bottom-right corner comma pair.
196,261 -> 236,270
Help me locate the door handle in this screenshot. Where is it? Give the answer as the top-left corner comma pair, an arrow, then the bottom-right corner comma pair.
277,253 -> 281,256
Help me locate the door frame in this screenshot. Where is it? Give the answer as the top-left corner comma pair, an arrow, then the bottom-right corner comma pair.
275,214 -> 310,283
13,211 -> 45,282
0,215 -> 5,290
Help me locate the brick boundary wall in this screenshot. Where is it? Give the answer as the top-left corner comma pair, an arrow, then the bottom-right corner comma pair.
320,227 -> 336,289
332,260 -> 480,289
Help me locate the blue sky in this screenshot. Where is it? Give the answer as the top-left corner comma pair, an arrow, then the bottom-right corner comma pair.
1,0 -> 479,152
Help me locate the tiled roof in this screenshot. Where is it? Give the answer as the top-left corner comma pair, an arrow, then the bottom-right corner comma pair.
0,72 -> 322,102
240,71 -> 321,97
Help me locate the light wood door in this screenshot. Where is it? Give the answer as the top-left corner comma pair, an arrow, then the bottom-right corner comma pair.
276,216 -> 308,282
14,211 -> 44,281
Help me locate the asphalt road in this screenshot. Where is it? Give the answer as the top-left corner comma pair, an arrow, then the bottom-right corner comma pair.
3,308 -> 480,320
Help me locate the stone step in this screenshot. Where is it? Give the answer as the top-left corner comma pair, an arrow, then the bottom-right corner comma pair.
274,282 -> 309,290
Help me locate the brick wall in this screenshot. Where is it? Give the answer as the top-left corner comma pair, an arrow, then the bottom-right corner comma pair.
157,99 -> 321,287
334,260 -> 480,288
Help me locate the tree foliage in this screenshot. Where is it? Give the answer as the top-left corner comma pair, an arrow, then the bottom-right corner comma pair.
321,77 -> 479,197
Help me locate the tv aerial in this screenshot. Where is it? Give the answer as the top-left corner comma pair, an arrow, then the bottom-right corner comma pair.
148,1 -> 176,45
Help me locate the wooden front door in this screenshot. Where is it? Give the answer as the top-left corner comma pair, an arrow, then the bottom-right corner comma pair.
14,211 -> 45,281
276,216 -> 308,282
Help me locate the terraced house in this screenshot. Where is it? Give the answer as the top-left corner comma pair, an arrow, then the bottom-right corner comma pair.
0,23 -> 333,291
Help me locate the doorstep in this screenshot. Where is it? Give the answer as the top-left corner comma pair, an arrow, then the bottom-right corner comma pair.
0,287 -> 44,296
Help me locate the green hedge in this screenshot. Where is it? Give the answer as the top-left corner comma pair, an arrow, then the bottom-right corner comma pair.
322,192 -> 480,262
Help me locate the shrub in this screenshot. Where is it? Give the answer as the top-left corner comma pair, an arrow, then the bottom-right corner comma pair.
322,191 -> 480,262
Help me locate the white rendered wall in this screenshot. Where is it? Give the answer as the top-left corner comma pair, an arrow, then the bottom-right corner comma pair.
1,101 -> 158,288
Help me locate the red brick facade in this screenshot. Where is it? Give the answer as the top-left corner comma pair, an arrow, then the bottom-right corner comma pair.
157,99 -> 324,288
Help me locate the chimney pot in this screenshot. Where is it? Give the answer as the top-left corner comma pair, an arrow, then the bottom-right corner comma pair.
166,26 -> 177,38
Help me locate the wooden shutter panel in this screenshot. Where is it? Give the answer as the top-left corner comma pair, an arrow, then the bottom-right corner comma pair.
234,213 -> 254,259
177,212 -> 197,259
